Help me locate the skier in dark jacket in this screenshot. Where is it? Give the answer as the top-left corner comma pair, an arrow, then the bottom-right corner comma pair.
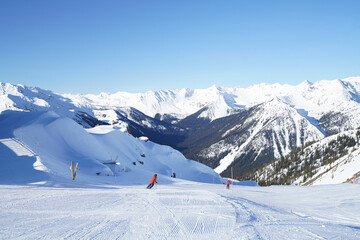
147,174 -> 158,189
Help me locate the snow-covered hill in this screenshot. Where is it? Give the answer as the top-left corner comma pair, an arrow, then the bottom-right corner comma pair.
0,110 -> 221,185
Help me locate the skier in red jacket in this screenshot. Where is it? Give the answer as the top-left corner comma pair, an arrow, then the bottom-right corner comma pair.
147,174 -> 158,189
226,179 -> 231,189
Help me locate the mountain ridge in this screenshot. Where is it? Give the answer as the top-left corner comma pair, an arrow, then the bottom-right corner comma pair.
2,77 -> 360,182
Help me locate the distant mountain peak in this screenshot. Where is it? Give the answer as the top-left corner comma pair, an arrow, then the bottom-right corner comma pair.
208,84 -> 222,91
299,80 -> 313,87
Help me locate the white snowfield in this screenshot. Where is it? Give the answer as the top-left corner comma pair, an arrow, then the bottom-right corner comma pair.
1,183 -> 359,240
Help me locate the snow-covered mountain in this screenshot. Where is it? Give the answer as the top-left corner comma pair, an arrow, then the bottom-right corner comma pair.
64,85 -> 239,121
246,129 -> 360,186
63,77 -> 360,125
4,77 -> 360,126
176,98 -> 326,178
0,82 -> 105,128
2,76 -> 360,183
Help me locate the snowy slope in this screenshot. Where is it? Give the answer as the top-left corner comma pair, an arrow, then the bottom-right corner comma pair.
249,129 -> 360,186
1,183 -> 359,239
309,149 -> 360,185
0,110 -> 221,185
301,131 -> 360,185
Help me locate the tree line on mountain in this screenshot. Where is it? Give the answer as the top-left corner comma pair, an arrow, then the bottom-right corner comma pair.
239,130 -> 360,186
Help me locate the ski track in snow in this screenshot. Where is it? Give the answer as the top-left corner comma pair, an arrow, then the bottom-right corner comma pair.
1,185 -> 359,240
221,194 -> 360,240
0,138 -> 35,157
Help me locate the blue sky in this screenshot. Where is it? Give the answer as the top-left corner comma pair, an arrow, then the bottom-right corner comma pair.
1,0 -> 359,94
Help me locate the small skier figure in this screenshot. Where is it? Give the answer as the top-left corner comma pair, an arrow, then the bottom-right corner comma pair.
226,179 -> 231,189
147,174 -> 158,189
